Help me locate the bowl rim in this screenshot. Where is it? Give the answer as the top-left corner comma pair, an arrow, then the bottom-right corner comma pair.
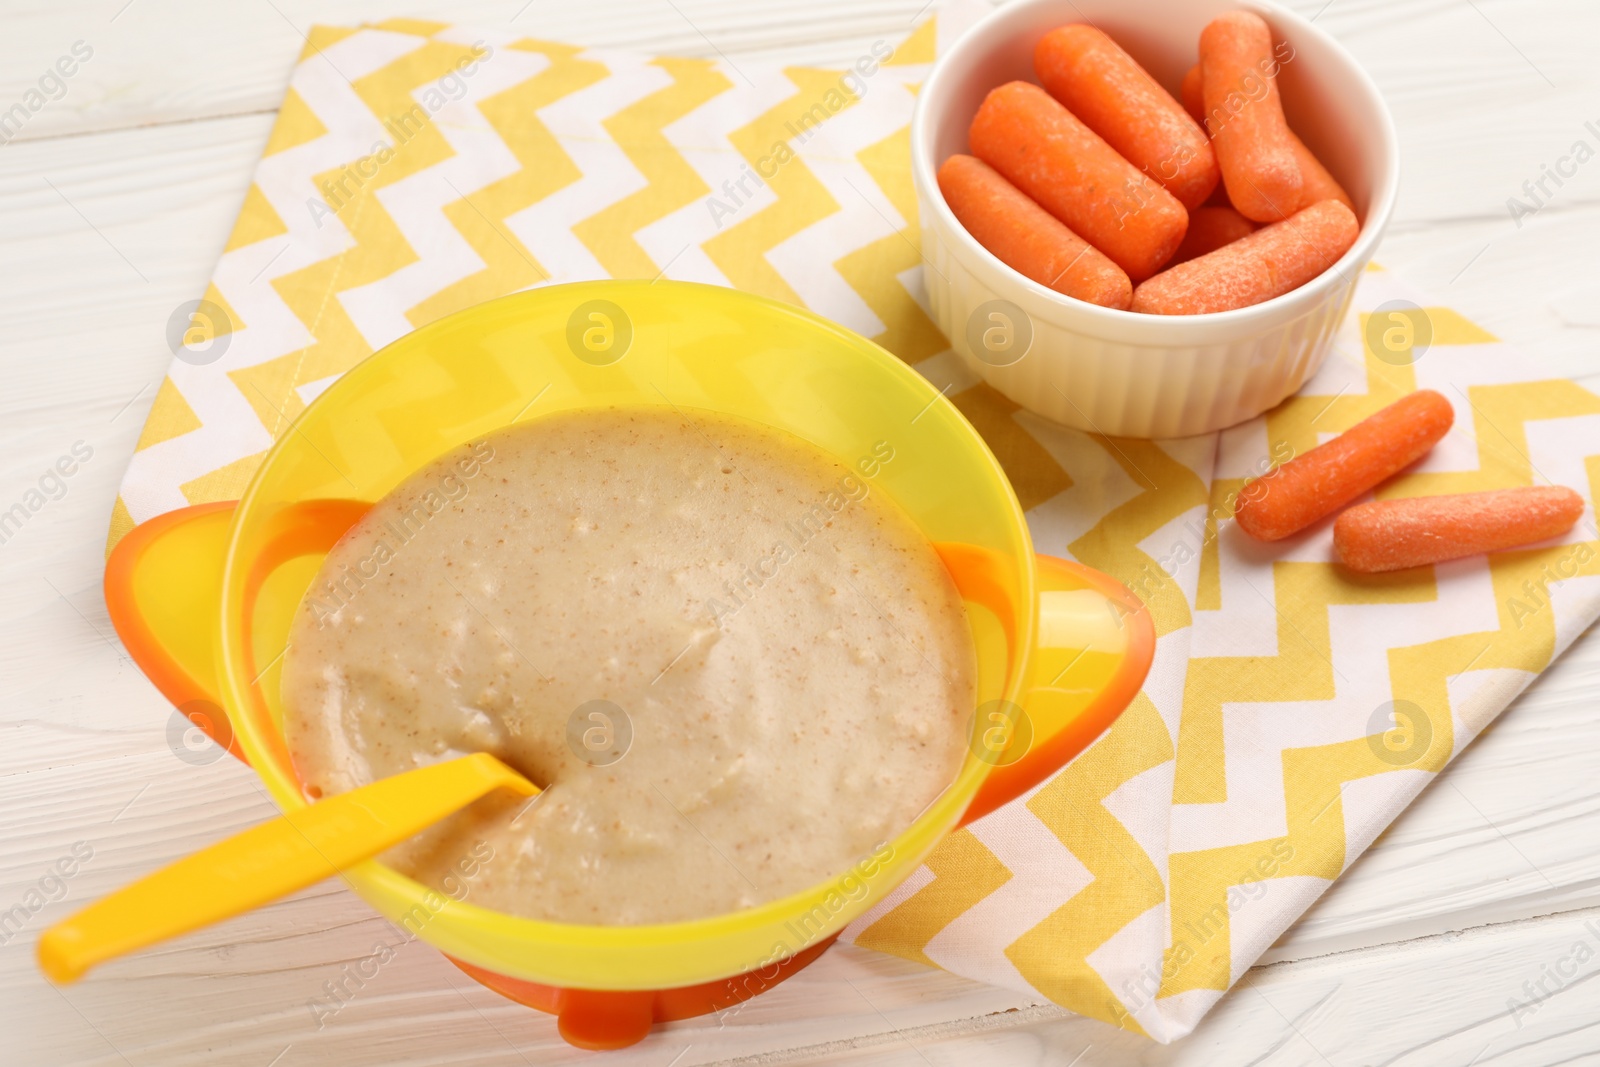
910,0 -> 1400,340
212,278 -> 1043,987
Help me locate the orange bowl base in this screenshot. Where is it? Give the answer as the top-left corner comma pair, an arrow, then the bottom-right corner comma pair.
447,935 -> 839,1050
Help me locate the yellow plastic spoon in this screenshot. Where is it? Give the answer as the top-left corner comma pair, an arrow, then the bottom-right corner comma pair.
38,752 -> 537,984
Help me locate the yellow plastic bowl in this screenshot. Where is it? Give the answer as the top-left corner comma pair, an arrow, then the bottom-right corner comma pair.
176,280 -> 1150,992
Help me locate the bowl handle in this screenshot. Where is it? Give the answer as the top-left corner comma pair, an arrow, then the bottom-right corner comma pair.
105,499 -> 372,764
106,501 -> 248,761
958,554 -> 1155,826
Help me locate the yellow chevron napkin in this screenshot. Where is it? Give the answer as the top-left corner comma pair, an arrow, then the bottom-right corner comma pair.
113,7 -> 1600,1042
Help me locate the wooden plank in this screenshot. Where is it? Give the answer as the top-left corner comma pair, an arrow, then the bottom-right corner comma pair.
0,116 -> 274,781
0,0 -> 939,143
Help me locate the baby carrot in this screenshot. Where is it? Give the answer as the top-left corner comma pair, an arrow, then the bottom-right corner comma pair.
1181,64 -> 1204,124
969,81 -> 1189,282
1167,204 -> 1256,266
1233,389 -> 1455,542
938,154 -> 1133,309
1200,11 -> 1303,222
1335,487 -> 1585,573
1288,131 -> 1354,213
1186,61 -> 1353,217
1131,199 -> 1357,315
1034,25 -> 1219,210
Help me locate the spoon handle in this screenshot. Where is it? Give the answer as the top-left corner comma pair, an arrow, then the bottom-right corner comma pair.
38,752 -> 535,983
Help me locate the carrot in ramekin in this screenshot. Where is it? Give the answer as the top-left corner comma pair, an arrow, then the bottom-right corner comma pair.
1234,389 -> 1455,542
1185,63 -> 1352,217
1167,204 -> 1256,266
1286,132 -> 1354,214
968,81 -> 1189,283
1200,11 -> 1303,222
1181,64 -> 1205,123
1335,487 -> 1585,573
1034,25 -> 1219,210
937,154 -> 1133,309
1131,199 -> 1357,315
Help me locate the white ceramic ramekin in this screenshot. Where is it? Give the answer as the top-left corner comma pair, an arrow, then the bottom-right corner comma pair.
912,0 -> 1399,439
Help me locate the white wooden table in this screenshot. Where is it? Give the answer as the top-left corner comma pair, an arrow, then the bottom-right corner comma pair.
4,1 -> 1599,1063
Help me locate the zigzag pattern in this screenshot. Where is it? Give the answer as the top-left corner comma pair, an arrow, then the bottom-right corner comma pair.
1069,437 -> 1210,638
401,39 -> 610,326
1005,694 -> 1173,1035
572,57 -> 731,278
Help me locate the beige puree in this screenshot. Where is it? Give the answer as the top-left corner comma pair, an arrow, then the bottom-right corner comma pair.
281,408 -> 976,925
